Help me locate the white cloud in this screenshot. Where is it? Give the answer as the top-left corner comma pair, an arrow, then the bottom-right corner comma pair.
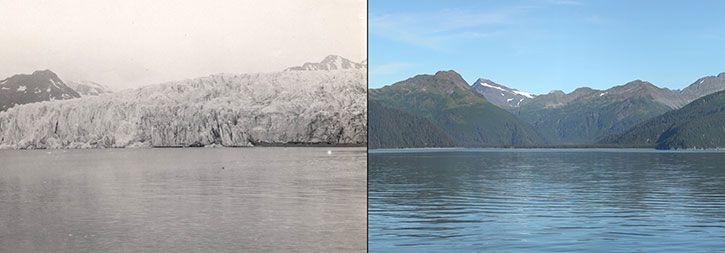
370,8 -> 519,50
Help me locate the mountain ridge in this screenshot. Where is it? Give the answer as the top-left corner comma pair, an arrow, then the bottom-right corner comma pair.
369,70 -> 545,148
600,90 -> 725,149
476,73 -> 724,145
0,70 -> 80,111
285,55 -> 366,71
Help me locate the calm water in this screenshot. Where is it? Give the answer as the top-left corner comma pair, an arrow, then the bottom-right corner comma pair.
0,147 -> 366,252
369,149 -> 725,252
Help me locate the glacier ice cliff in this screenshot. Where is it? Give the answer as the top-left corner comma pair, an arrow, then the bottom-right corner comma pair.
0,70 -> 366,149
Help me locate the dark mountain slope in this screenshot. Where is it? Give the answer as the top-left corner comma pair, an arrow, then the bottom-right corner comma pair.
368,100 -> 454,148
0,70 -> 80,111
369,70 -> 545,147
512,80 -> 681,144
601,90 -> 725,149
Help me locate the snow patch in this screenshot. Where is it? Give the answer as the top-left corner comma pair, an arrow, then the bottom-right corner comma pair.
480,82 -> 507,92
49,78 -> 63,89
512,90 -> 534,98
506,98 -> 514,102
17,86 -> 26,92
516,98 -> 524,106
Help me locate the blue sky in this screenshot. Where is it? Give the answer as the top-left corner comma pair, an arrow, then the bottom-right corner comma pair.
369,0 -> 725,93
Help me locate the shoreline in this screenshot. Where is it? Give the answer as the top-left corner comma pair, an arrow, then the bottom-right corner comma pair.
369,146 -> 725,152
0,143 -> 367,150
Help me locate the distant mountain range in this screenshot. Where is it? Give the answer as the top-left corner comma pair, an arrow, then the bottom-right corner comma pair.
512,80 -> 685,144
0,70 -> 80,111
0,55 -> 366,112
601,90 -> 725,149
0,55 -> 366,149
369,70 -> 545,148
473,74 -> 725,145
66,80 -> 113,96
285,55 -> 366,71
476,73 -> 725,110
371,70 -> 725,149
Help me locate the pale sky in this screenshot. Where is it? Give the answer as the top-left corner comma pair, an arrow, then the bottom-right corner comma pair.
0,0 -> 367,89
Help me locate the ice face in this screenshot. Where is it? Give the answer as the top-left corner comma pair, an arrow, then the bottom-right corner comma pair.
0,69 -> 367,149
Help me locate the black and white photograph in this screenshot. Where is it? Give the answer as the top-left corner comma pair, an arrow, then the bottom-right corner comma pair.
0,0 -> 367,252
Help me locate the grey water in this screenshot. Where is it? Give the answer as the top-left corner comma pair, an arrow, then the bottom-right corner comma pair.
368,149 -> 725,252
0,147 -> 366,252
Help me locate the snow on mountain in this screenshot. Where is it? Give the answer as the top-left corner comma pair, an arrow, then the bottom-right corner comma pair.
285,55 -> 366,71
0,70 -> 80,111
511,90 -> 534,99
0,69 -> 366,149
67,80 -> 114,96
471,78 -> 536,108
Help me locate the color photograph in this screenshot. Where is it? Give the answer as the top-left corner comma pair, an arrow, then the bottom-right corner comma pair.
368,0 -> 725,252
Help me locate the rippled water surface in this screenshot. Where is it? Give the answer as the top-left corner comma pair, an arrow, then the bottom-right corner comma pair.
369,149 -> 725,252
0,147 -> 366,252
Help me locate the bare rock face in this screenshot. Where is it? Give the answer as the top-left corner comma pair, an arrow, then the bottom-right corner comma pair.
0,69 -> 366,149
471,78 -> 535,108
681,72 -> 725,102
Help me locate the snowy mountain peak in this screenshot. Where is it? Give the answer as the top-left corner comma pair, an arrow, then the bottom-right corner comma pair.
67,80 -> 114,96
321,55 -> 344,64
285,55 -> 366,71
471,78 -> 535,108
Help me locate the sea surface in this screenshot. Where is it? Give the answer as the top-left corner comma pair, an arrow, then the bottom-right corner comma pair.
0,147 -> 366,252
369,149 -> 725,252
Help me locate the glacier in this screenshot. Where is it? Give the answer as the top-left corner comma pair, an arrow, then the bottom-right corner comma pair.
0,69 -> 367,149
